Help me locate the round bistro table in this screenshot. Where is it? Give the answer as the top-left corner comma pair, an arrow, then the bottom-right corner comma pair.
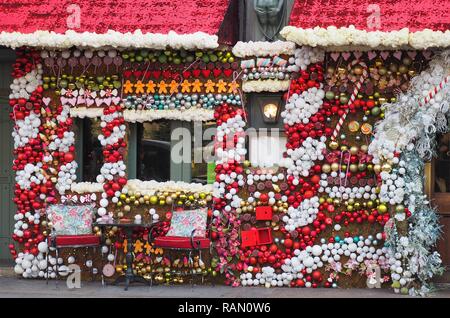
95,221 -> 153,290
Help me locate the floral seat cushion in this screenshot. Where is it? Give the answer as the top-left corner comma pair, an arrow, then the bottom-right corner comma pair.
47,204 -> 95,236
166,208 -> 208,238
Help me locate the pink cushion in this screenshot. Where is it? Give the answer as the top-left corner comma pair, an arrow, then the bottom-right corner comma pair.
166,208 -> 208,238
154,236 -> 210,249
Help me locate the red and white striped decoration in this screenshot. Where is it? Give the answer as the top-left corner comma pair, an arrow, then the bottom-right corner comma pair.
331,60 -> 368,140
418,75 -> 450,107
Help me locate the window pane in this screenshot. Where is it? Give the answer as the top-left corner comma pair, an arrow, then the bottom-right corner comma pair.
249,131 -> 286,168
435,132 -> 450,193
82,118 -> 103,182
137,121 -> 171,181
191,121 -> 216,184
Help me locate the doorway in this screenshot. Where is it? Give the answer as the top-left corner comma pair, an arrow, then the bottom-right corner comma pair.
426,131 -> 450,282
0,48 -> 15,264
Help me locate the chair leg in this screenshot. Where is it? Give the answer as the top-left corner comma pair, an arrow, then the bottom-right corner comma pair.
55,247 -> 59,288
45,243 -> 49,285
189,250 -> 194,288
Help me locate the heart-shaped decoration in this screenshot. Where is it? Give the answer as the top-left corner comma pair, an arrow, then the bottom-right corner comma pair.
68,97 -> 77,106
42,97 -> 51,106
393,51 -> 402,60
90,193 -> 97,201
380,51 -> 389,60
144,71 -> 151,79
134,70 -> 142,78
341,52 -> 351,61
162,70 -> 172,79
353,51 -> 363,59
80,196 -> 86,203
213,69 -> 222,78
407,51 -> 417,59
76,97 -> 86,105
60,97 -> 68,105
201,69 -> 211,78
182,71 -> 191,78
192,69 -> 201,78
330,52 -> 340,61
104,97 -> 112,106
86,98 -> 95,107
95,98 -> 104,107
367,51 -> 377,60
112,96 -> 121,105
152,71 -> 161,79
123,70 -> 132,78
223,69 -> 233,77
422,50 -> 432,59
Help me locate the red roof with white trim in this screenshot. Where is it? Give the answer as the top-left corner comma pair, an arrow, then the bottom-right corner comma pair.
0,0 -> 230,36
288,0 -> 450,32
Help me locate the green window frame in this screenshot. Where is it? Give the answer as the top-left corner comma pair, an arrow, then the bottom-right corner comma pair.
74,119 -> 214,184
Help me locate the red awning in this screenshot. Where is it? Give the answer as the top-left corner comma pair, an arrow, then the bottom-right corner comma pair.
0,0 -> 230,35
288,0 -> 449,32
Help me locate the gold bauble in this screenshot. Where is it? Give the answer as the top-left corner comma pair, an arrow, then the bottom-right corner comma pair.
333,199 -> 341,206
329,141 -> 339,150
326,198 -> 333,204
358,163 -> 367,171
143,195 -> 150,201
340,145 -> 348,152
331,163 -> 339,172
381,163 -> 392,173
118,212 -> 124,218
125,198 -> 130,204
347,205 -> 354,212
350,146 -> 359,155
124,205 -> 131,212
367,201 -> 373,208
373,164 -> 381,174
166,196 -> 173,205
349,164 -> 358,173
354,202 -> 360,209
378,204 -> 388,214
117,201 -> 123,207
360,145 -> 368,153
319,197 -> 325,204
134,200 -> 140,206
322,164 -> 331,173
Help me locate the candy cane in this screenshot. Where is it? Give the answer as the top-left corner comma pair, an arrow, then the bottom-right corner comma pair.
418,75 -> 450,107
331,60 -> 368,140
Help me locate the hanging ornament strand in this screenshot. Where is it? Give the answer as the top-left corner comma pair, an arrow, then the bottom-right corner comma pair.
418,74 -> 450,106
331,60 -> 368,140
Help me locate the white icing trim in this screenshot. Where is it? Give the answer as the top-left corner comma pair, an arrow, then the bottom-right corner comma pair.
232,40 -> 296,57
242,80 -> 290,92
71,182 -> 104,194
280,25 -> 450,49
0,30 -> 219,50
69,107 -> 215,122
69,107 -> 103,118
71,179 -> 213,194
124,179 -> 213,195
123,109 -> 214,122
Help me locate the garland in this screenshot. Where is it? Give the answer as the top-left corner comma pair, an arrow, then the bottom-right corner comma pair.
96,105 -> 127,217
0,30 -> 219,50
369,50 -> 450,295
212,103 -> 247,286
281,26 -> 450,50
9,50 -> 53,278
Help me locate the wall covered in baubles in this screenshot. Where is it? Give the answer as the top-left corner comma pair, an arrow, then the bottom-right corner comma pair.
7,43 -> 449,296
